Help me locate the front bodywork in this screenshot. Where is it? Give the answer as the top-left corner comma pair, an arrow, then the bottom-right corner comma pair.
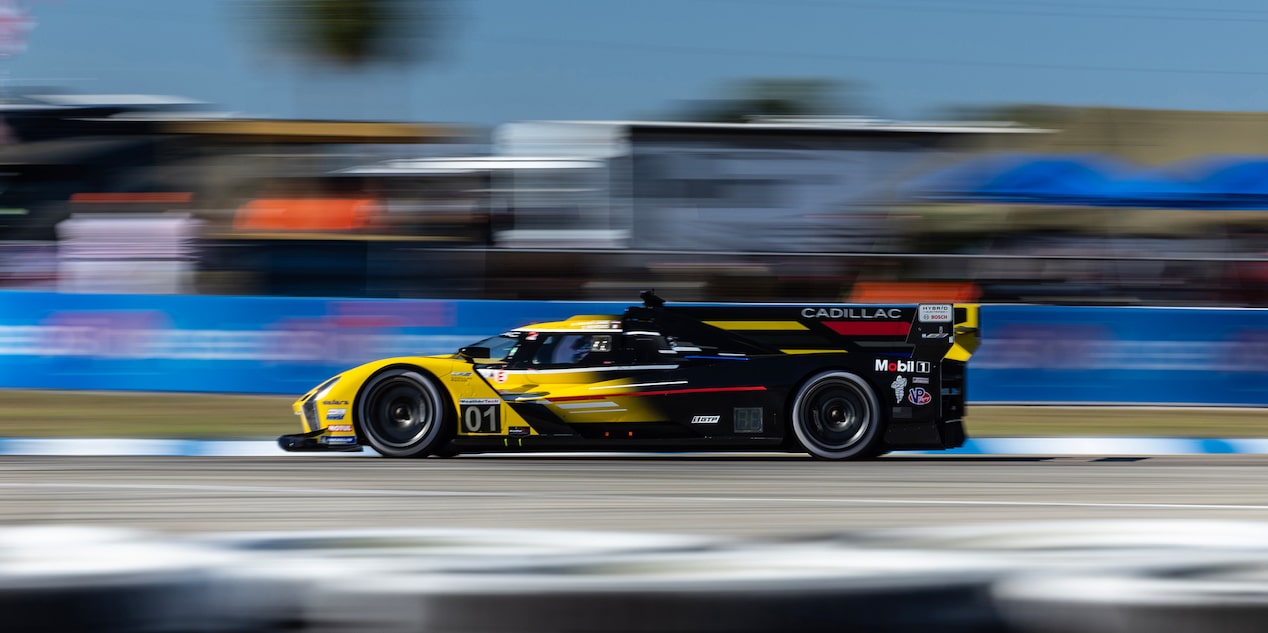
279,301 -> 980,456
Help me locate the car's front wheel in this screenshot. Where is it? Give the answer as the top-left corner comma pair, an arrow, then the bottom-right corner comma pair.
356,368 -> 451,458
790,371 -> 883,460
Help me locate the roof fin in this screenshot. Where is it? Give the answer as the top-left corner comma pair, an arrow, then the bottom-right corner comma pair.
640,290 -> 666,309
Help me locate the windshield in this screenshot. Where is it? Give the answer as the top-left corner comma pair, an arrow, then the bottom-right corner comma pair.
465,333 -> 520,361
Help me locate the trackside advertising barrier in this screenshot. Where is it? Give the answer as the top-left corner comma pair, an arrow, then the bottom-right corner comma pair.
0,292 -> 626,395
972,305 -> 1268,406
1,292 -> 1266,405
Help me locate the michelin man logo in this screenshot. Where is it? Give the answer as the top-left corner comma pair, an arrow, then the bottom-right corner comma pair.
890,375 -> 908,403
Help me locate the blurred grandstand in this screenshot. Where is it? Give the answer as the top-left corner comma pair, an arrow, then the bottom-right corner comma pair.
1,90 -> 1266,305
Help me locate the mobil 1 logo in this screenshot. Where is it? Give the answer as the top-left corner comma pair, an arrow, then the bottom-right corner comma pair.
874,359 -> 932,374
459,398 -> 502,433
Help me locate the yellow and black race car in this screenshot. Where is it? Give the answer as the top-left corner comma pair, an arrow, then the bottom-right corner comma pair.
279,292 -> 978,460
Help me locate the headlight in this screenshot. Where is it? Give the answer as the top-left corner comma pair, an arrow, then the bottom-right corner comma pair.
300,376 -> 342,434
313,376 -> 342,402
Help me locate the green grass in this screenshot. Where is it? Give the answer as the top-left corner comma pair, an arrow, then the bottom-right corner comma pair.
1,390 -> 1266,439
0,390 -> 295,439
964,405 -> 1268,438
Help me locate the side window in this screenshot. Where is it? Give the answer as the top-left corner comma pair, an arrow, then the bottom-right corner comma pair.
531,335 -> 564,366
464,333 -> 520,362
628,334 -> 676,365
530,334 -> 615,366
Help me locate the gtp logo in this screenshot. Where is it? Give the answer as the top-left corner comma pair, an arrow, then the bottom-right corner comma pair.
875,359 -> 932,374
907,387 -> 932,405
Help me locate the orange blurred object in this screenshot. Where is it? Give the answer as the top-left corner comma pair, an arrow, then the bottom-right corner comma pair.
848,282 -> 981,303
233,198 -> 378,231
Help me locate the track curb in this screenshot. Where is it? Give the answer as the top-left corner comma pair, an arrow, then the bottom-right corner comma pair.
0,437 -> 1267,457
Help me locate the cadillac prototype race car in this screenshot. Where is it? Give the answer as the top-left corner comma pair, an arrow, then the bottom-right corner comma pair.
279,292 -> 979,460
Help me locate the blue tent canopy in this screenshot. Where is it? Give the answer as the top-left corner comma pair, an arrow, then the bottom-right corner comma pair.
905,153 -> 1268,209
1160,156 -> 1268,209
906,153 -> 1132,206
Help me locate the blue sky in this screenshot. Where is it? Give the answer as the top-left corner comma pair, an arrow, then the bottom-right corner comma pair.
8,0 -> 1268,126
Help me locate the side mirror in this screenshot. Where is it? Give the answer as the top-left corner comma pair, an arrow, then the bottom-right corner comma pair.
458,346 -> 492,361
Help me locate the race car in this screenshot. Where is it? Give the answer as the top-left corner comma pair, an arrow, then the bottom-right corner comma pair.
278,292 -> 978,460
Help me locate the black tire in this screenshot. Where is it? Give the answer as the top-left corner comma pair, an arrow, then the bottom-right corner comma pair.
356,368 -> 451,458
790,371 -> 883,460
431,445 -> 461,458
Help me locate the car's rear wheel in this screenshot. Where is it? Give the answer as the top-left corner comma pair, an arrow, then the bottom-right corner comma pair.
790,371 -> 883,460
356,368 -> 451,458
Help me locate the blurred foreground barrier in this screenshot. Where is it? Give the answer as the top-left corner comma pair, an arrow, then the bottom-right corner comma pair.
0,526 -> 240,633
10,522 -> 1268,632
806,520 -> 1268,633
1,291 -> 1266,405
195,528 -> 724,633
995,564 -> 1268,633
303,548 -> 1005,633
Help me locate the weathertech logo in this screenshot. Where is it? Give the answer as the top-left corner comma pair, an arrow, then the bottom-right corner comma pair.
875,359 -> 932,374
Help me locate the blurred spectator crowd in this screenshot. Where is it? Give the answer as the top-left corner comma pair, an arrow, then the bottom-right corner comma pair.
0,90 -> 1265,306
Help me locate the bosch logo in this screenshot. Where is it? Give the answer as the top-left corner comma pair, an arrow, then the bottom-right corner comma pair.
918,304 -> 954,323
874,359 -> 932,374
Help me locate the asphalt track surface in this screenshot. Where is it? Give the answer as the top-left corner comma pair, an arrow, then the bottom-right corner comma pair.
4,453 -> 1268,536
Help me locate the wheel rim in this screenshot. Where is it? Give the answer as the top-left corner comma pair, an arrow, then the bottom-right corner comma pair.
365,378 -> 435,448
798,379 -> 871,452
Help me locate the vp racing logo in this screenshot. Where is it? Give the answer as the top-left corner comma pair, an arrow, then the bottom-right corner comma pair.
906,387 -> 932,406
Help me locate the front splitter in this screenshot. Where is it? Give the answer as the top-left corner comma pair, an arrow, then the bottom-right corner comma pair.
278,430 -> 363,453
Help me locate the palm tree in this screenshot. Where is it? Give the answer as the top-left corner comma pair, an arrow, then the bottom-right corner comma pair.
261,0 -> 444,67
249,0 -> 450,118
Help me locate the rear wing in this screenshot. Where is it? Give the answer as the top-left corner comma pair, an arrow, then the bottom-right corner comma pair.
628,300 -> 979,361
907,303 -> 979,363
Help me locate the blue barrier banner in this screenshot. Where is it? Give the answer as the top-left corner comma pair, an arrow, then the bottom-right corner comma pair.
3,292 -> 1266,406
0,292 -> 626,395
972,305 -> 1268,406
